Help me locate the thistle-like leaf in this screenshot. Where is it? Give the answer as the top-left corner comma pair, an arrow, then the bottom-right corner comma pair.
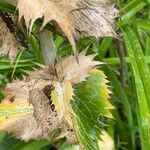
0,81 -> 76,143
14,0 -> 118,51
17,0 -> 76,51
56,51 -> 102,84
51,80 -> 74,128
72,69 -> 113,149
0,53 -> 113,149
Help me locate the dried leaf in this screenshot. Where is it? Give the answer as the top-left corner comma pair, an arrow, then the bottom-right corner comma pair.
15,0 -> 118,51
0,17 -> 22,62
26,65 -> 55,90
2,80 -> 29,104
17,0 -> 76,51
0,51 -> 113,148
27,51 -> 102,85
56,50 -> 102,84
51,80 -> 74,128
70,0 -> 118,38
29,88 -> 76,143
0,81 -> 35,141
0,114 -> 43,141
0,80 -> 76,143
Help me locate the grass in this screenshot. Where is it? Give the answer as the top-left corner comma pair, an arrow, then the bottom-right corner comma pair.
0,0 -> 150,150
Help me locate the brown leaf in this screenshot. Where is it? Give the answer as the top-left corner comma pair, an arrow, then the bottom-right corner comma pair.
70,0 -> 118,38
15,0 -> 118,51
0,114 -> 43,141
0,17 -> 22,62
3,80 -> 29,104
29,88 -> 76,143
26,65 -> 57,90
17,0 -> 76,51
0,81 -> 37,141
26,51 -> 101,85
0,51 -> 103,143
0,80 -> 76,143
56,51 -> 102,84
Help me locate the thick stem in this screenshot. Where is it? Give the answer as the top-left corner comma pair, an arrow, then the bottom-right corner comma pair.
36,30 -> 57,65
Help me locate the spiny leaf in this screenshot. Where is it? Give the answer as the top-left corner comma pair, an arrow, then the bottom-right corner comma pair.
27,51 -> 101,85
0,82 -> 76,143
15,0 -> 118,51
17,0 -> 76,51
51,80 -> 74,128
56,51 -> 102,84
29,88 -> 76,143
70,0 -> 118,38
72,69 -> 113,150
0,52 -> 113,149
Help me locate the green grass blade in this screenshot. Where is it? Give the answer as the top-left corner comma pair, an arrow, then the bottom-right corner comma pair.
123,29 -> 150,150
124,26 -> 150,109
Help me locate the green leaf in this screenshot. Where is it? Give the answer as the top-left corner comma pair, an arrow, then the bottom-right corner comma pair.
72,69 -> 113,150
123,28 -> 150,150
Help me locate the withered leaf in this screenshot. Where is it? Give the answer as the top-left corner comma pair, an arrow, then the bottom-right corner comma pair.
70,0 -> 118,38
0,81 -> 36,141
29,88 -> 76,143
17,0 -> 76,51
0,52 -> 103,145
2,80 -> 29,104
0,114 -> 43,141
15,0 -> 118,51
0,17 -> 22,62
3,0 -> 118,59
56,50 -> 102,84
27,51 -> 101,85
51,80 -> 74,128
26,65 -> 55,90
0,82 -> 77,143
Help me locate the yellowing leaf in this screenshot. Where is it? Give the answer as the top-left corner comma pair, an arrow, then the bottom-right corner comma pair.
98,130 -> 114,150
0,113 -> 45,141
51,80 -> 74,128
0,79 -> 76,143
90,69 -> 114,119
56,51 -> 102,84
72,69 -> 114,149
0,81 -> 34,141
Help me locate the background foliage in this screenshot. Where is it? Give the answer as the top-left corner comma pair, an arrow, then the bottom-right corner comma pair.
0,0 -> 150,149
